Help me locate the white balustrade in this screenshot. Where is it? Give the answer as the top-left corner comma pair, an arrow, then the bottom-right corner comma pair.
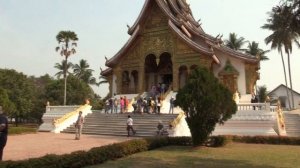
237,103 -> 270,112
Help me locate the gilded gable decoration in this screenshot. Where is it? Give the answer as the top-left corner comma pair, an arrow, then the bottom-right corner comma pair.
219,60 -> 239,76
218,60 -> 239,93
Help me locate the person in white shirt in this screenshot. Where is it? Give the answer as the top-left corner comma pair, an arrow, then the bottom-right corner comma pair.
126,115 -> 136,137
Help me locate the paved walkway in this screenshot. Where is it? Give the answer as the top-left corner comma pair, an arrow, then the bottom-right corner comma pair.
3,132 -> 135,161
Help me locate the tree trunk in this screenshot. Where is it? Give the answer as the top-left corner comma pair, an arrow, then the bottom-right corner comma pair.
287,52 -> 294,109
280,50 -> 291,110
63,57 -> 68,106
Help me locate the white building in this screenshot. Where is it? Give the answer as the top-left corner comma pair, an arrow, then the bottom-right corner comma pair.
268,84 -> 300,110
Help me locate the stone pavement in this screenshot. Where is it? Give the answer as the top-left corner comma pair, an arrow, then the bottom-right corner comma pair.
3,132 -> 135,161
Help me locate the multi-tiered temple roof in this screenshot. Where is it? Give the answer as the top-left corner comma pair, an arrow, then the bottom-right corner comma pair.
103,0 -> 258,75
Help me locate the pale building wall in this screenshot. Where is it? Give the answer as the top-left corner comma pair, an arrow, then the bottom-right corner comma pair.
213,51 -> 247,95
269,86 -> 300,109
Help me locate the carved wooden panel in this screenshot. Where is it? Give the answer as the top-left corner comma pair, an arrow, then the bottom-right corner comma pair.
245,64 -> 259,94
221,75 -> 237,93
143,33 -> 173,56
144,3 -> 168,31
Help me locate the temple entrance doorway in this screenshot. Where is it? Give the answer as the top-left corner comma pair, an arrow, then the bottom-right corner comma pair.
157,52 -> 173,91
144,52 -> 173,93
144,54 -> 158,92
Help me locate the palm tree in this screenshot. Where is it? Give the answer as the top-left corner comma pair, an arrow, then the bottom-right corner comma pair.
257,85 -> 268,103
97,75 -> 108,86
73,59 -> 96,84
262,4 -> 300,109
55,31 -> 78,105
82,71 -> 97,85
245,41 -> 270,61
224,33 -> 247,51
54,60 -> 73,79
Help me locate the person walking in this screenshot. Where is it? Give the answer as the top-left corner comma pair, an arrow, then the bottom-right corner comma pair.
0,106 -> 8,161
75,111 -> 84,140
126,115 -> 136,137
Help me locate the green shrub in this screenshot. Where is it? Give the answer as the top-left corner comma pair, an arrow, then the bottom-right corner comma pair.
167,137 -> 193,146
231,135 -> 300,145
176,67 -> 237,146
207,136 -> 232,147
144,137 -> 169,150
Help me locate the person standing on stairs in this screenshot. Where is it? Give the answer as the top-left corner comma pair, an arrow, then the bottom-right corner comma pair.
75,111 -> 84,140
169,96 -> 175,114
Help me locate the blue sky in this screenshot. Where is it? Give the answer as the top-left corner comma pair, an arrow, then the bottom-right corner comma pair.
0,0 -> 299,97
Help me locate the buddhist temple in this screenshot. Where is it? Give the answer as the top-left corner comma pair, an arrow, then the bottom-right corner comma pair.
101,0 -> 259,97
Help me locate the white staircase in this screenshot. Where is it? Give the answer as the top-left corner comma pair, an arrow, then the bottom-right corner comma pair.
213,110 -> 277,136
284,112 -> 300,137
38,106 -> 80,132
38,105 -> 92,133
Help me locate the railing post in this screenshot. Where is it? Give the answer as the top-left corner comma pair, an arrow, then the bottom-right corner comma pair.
266,102 -> 270,111
276,100 -> 287,136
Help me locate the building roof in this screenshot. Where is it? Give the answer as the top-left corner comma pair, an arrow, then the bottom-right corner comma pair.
268,84 -> 300,97
103,0 -> 258,72
100,67 -> 112,76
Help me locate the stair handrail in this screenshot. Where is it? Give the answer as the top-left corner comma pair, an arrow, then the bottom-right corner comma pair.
170,111 -> 185,128
276,100 -> 287,136
53,103 -> 90,127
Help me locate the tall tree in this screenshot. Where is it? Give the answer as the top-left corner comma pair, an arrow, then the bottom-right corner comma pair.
0,69 -> 35,126
73,59 -> 96,85
262,4 -> 300,109
45,76 -> 94,106
55,30 -> 78,105
54,60 -> 73,79
224,33 -> 247,51
245,41 -> 270,61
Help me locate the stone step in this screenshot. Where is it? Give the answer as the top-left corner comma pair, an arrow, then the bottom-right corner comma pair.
64,129 -> 158,137
283,113 -> 300,137
62,113 -> 176,137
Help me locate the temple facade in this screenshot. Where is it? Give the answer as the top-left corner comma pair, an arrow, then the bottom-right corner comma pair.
101,0 -> 259,96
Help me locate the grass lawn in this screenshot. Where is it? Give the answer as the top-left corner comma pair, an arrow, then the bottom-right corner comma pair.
8,124 -> 37,135
87,143 -> 300,168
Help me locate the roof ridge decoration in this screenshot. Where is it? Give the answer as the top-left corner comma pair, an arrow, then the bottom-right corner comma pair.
106,25 -> 140,67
